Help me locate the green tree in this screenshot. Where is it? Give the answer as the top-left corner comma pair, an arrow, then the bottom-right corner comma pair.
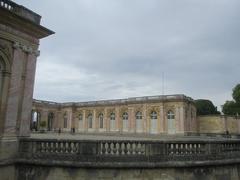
222,101 -> 239,115
222,84 -> 240,116
195,99 -> 220,115
232,84 -> 240,103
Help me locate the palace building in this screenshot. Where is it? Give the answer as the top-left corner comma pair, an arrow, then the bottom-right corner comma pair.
32,94 -> 197,135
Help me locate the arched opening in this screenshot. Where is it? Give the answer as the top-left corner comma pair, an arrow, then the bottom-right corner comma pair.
150,111 -> 157,134
167,110 -> 175,134
63,112 -> 68,129
0,58 -> 4,120
0,54 -> 10,135
31,110 -> 40,131
99,113 -> 104,129
78,113 -> 83,131
47,112 -> 54,131
122,112 -> 128,132
136,111 -> 142,133
110,112 -> 115,131
88,114 -> 93,129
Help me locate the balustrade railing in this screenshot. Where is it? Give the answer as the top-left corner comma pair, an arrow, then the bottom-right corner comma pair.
100,141 -> 146,155
18,138 -> 240,167
0,0 -> 41,24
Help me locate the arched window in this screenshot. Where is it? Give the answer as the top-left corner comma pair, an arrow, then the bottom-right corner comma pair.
31,110 -> 40,131
151,111 -> 157,119
0,55 -> 9,122
78,113 -> 83,130
79,114 -> 83,121
167,110 -> 175,120
167,110 -> 175,134
63,112 -> 68,128
136,111 -> 142,133
122,112 -> 128,131
110,112 -> 115,130
150,111 -> 157,134
99,113 -> 104,129
48,112 -> 54,131
88,114 -> 93,129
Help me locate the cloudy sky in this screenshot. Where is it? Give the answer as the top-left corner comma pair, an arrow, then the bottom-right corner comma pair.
16,0 -> 240,111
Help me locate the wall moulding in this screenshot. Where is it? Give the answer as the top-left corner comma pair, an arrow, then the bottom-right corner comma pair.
0,24 -> 39,45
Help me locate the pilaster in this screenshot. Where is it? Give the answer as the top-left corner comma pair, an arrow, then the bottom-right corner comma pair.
3,44 -> 25,137
159,105 -> 164,133
19,49 -> 38,137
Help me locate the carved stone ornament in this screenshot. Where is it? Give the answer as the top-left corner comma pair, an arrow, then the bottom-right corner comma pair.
13,41 -> 40,56
85,109 -> 93,116
0,39 -> 12,59
119,107 -> 128,116
147,106 -> 160,117
134,106 -> 144,114
107,109 -> 115,117
96,108 -> 104,116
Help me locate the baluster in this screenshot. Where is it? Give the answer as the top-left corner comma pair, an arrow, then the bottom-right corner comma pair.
167,144 -> 171,155
42,142 -> 46,153
124,142 -> 128,155
132,142 -> 136,155
62,142 -> 66,153
141,144 -> 145,155
106,142 -> 111,154
57,142 -> 61,153
112,142 -> 117,155
188,144 -> 191,154
136,142 -> 141,154
52,142 -> 56,153
115,143 -> 120,155
173,144 -> 177,155
128,143 -> 133,155
67,142 -> 71,153
72,142 -> 77,153
118,142 -> 123,155
101,142 -> 106,155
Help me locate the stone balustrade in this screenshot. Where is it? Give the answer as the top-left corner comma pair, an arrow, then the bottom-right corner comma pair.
0,0 -> 41,24
18,138 -> 240,168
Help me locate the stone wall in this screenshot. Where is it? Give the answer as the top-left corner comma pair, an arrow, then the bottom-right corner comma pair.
197,115 -> 240,134
16,165 -> 240,180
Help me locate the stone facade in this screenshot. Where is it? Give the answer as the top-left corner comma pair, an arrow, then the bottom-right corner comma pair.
32,94 -> 197,135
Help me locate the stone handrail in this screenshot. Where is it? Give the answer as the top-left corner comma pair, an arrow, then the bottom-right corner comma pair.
33,94 -> 193,108
18,138 -> 240,168
0,0 -> 41,24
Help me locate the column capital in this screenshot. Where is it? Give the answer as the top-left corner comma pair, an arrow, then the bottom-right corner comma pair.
13,41 -> 40,56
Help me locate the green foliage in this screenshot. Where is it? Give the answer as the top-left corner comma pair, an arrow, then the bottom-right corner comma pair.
222,84 -> 240,116
222,101 -> 240,115
232,84 -> 240,103
39,121 -> 46,128
195,99 -> 220,115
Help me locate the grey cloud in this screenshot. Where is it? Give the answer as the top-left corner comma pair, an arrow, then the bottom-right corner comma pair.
15,0 -> 240,110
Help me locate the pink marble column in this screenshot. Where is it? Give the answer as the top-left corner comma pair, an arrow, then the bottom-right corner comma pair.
0,71 -> 10,135
129,107 -> 134,133
159,105 -> 164,133
3,47 -> 25,137
19,52 -> 37,136
116,107 -> 120,131
143,105 -> 147,133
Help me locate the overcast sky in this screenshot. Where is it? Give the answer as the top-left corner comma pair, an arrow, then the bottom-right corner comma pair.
15,0 -> 240,111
